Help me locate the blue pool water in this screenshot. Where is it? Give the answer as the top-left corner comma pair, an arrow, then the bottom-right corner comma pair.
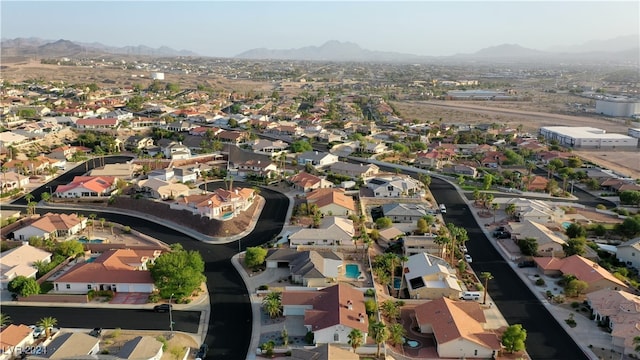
562,222 -> 572,230
78,238 -> 104,244
86,257 -> 97,263
345,264 -> 361,279
394,277 -> 401,290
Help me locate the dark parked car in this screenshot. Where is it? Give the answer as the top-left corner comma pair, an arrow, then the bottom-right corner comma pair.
493,231 -> 511,239
195,344 -> 208,360
518,261 -> 536,268
89,328 -> 102,337
153,304 -> 172,313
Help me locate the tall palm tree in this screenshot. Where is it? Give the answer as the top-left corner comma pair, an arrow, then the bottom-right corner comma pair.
491,202 -> 500,224
347,329 -> 364,353
0,313 -> 11,328
37,317 -> 57,338
41,192 -> 51,203
481,272 -> 494,305
24,192 -> 34,204
505,203 -> 517,220
370,321 -> 389,358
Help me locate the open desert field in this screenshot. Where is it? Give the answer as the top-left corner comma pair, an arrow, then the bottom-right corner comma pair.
573,150 -> 640,179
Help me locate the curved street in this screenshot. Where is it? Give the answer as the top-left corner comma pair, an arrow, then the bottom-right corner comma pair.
3,157 -> 289,360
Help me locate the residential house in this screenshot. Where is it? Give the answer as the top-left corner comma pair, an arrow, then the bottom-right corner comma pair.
0,324 -> 34,360
523,175 -> 549,192
147,168 -> 174,182
216,130 -> 247,145
508,220 -> 567,257
366,176 -> 423,198
403,235 -> 441,257
48,145 -> 77,160
12,213 -> 87,241
166,120 -> 197,132
75,117 -> 119,130
377,227 -> 404,245
0,131 -> 28,148
382,203 -> 429,223
533,255 -> 629,293
305,188 -> 355,216
265,249 -> 344,287
54,176 -> 115,198
130,117 -> 166,129
170,187 -> 255,221
137,178 -> 190,200
124,136 -> 154,151
103,109 -> 133,121
0,171 -> 30,192
117,336 -> 164,360
235,159 -> 279,178
53,249 -> 162,293
162,142 -> 191,160
442,164 -> 478,178
289,172 -> 333,192
480,151 -> 507,168
289,217 -> 355,250
173,167 -> 197,183
38,332 -> 100,359
616,237 -> 640,270
496,198 -> 565,223
358,141 -> 387,154
601,178 -> 640,193
281,284 -> 369,345
0,244 -> 52,289
403,253 -> 462,300
249,139 -> 288,154
586,288 -> 640,356
297,151 -> 339,170
414,297 -> 501,358
329,162 -> 379,180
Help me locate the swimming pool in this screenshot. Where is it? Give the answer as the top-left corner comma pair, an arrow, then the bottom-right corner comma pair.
402,337 -> 421,348
393,277 -> 402,290
562,222 -> 572,230
78,238 -> 104,244
345,264 -> 361,279
86,257 -> 97,263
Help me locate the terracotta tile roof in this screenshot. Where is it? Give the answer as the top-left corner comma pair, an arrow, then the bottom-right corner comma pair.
414,297 -> 500,350
76,117 -> 118,126
54,249 -> 158,284
55,176 -> 115,194
28,212 -> 85,233
306,188 -> 355,211
0,324 -> 33,348
290,172 -> 321,188
535,255 -> 628,288
282,283 -> 368,333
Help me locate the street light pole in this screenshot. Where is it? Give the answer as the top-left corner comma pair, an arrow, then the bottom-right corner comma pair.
169,293 -> 174,335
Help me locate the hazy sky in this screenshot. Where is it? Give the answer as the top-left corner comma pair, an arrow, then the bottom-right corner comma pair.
2,1 -> 638,57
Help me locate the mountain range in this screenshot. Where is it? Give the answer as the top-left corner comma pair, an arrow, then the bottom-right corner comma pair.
1,35 -> 638,64
0,38 -> 198,58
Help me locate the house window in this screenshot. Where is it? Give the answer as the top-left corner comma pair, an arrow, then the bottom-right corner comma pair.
66,284 -> 71,289
633,253 -> 635,257
333,333 -> 339,342
475,350 -> 478,356
87,284 -> 91,290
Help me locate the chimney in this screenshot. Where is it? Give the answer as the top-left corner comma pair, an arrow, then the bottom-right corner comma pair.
347,300 -> 353,310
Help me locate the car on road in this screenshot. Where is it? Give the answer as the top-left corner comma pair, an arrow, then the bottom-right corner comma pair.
195,344 -> 208,360
464,254 -> 473,263
153,304 -> 172,313
89,328 -> 102,337
493,231 -> 511,239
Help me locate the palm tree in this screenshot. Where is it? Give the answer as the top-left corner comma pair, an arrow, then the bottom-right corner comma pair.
491,202 -> 500,224
262,292 -> 282,319
347,329 -> 364,353
27,201 -> 37,216
505,203 -> 517,220
100,218 -> 106,231
24,192 -> 34,204
481,272 -> 494,305
89,213 -> 97,231
434,234 -> 450,259
0,313 -> 11,328
37,317 -> 57,338
370,320 -> 389,358
387,322 -> 406,347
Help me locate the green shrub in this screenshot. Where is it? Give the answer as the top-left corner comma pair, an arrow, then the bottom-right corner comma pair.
571,301 -> 580,308
305,331 -> 314,345
156,336 -> 168,351
535,278 -> 545,286
365,288 -> 375,297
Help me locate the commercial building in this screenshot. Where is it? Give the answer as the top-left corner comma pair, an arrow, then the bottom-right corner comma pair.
539,126 -> 638,149
596,97 -> 640,117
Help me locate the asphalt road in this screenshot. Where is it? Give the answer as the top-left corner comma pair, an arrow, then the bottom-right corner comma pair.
430,177 -> 589,360
5,156 -> 290,360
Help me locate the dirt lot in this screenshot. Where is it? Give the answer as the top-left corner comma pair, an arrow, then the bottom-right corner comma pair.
573,151 -> 640,179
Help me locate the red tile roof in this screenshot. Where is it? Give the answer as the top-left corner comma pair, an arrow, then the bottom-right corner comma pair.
282,283 -> 368,333
54,249 -> 158,284
55,176 -> 115,194
534,255 -> 628,288
306,188 -> 355,211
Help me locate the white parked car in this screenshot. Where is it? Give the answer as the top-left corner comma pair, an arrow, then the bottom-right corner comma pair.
464,254 -> 473,263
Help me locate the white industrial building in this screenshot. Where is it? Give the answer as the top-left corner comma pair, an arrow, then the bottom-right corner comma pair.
539,126 -> 638,149
629,128 -> 640,139
151,72 -> 165,80
596,97 -> 640,117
